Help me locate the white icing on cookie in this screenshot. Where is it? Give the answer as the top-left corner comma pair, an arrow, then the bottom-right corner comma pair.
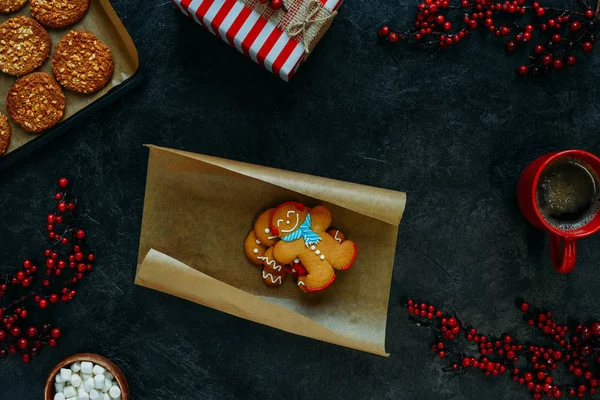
315,250 -> 321,255
253,248 -> 259,254
310,245 -> 316,251
320,255 -> 325,260
293,259 -> 300,264
334,230 -> 342,243
257,256 -> 282,272
255,239 -> 261,244
265,228 -> 270,234
262,270 -> 282,285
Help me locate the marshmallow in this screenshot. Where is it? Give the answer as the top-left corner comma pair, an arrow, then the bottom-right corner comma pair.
55,374 -> 65,383
63,386 -> 77,398
92,365 -> 106,376
55,382 -> 65,393
71,362 -> 82,373
71,374 -> 82,388
54,393 -> 66,400
108,386 -> 121,399
102,379 -> 112,393
94,375 -> 105,389
82,373 -> 92,381
103,394 -> 110,400
90,390 -> 102,400
78,388 -> 90,400
60,368 -> 73,381
66,397 -> 77,400
83,378 -> 95,392
104,372 -> 114,381
80,362 -> 94,374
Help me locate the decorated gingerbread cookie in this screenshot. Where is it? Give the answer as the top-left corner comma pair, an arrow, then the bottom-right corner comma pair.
270,202 -> 358,292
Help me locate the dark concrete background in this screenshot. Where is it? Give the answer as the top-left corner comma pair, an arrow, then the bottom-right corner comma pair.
1,0 -> 600,398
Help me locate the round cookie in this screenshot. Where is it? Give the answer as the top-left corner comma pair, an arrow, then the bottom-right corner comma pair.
52,30 -> 114,94
0,16 -> 51,77
0,0 -> 27,14
0,114 -> 10,156
7,72 -> 66,133
30,0 -> 89,29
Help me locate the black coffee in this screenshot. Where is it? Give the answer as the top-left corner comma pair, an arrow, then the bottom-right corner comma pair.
536,157 -> 600,230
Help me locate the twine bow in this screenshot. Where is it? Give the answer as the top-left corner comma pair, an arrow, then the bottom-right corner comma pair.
285,0 -> 337,54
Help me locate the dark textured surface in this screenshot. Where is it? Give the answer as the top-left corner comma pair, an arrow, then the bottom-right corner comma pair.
1,0 -> 600,399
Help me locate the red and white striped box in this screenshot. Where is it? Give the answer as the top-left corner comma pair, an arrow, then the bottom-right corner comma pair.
173,0 -> 343,81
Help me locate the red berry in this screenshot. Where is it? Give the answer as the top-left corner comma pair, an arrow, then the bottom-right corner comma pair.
585,9 -> 595,19
438,350 -> 446,358
17,338 -> 28,350
443,21 -> 452,31
500,26 -> 510,36
552,59 -> 563,70
10,327 -> 21,337
524,25 -> 534,33
57,202 -> 67,212
570,21 -> 582,31
21,353 -> 30,363
582,41 -> 594,53
468,19 -> 477,29
75,230 -> 86,240
50,327 -> 61,339
436,15 -> 445,24
542,54 -> 553,66
592,322 -> 600,336
26,327 -> 37,338
39,299 -> 48,309
48,338 -> 58,348
58,178 -> 68,188
49,294 -> 59,303
380,26 -> 390,37
533,45 -> 544,54
536,7 -> 545,16
506,41 -> 516,52
551,34 -> 561,43
388,32 -> 399,42
270,0 -> 282,9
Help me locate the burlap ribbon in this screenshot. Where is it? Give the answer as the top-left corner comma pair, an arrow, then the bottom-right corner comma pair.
284,0 -> 337,54
239,0 -> 337,56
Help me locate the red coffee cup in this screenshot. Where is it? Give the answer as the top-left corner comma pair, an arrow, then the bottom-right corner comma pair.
517,150 -> 600,274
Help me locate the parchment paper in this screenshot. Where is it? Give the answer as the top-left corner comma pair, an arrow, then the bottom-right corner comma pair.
135,145 -> 407,356
4,0 -> 139,154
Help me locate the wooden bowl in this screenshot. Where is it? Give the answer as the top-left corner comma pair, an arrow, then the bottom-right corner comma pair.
44,353 -> 130,400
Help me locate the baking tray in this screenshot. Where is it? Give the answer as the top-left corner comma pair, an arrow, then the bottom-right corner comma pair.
0,0 -> 143,172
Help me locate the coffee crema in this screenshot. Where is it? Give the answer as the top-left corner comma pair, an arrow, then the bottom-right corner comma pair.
536,157 -> 600,231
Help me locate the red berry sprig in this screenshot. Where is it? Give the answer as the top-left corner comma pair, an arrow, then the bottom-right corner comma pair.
379,0 -> 599,76
407,299 -> 600,398
0,178 -> 95,362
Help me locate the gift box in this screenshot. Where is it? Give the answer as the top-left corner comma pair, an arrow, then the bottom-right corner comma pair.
134,146 -> 406,356
172,0 -> 342,81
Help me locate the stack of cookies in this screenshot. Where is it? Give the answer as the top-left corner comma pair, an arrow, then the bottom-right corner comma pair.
0,0 -> 114,157
244,202 -> 358,293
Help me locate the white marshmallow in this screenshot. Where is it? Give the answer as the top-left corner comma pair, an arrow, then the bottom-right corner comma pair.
80,362 -> 94,374
66,397 -> 77,400
78,388 -> 90,399
104,372 -> 114,381
89,389 -> 102,400
54,393 -> 66,400
82,373 -> 92,382
60,368 -> 73,381
103,394 -> 110,400
83,378 -> 95,392
108,386 -> 121,399
101,379 -> 112,393
63,386 -> 77,398
55,382 -> 65,393
71,374 -> 82,387
55,374 -> 65,383
94,375 -> 105,389
71,362 -> 81,373
92,365 -> 106,376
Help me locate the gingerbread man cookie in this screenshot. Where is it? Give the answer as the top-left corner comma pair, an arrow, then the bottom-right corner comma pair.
244,208 -> 290,287
270,202 -> 358,292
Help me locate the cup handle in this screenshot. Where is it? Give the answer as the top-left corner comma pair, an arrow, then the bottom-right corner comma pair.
548,233 -> 577,274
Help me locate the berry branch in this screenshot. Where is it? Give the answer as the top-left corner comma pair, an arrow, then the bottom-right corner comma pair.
407,299 -> 600,398
0,178 -> 95,363
379,0 -> 600,76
